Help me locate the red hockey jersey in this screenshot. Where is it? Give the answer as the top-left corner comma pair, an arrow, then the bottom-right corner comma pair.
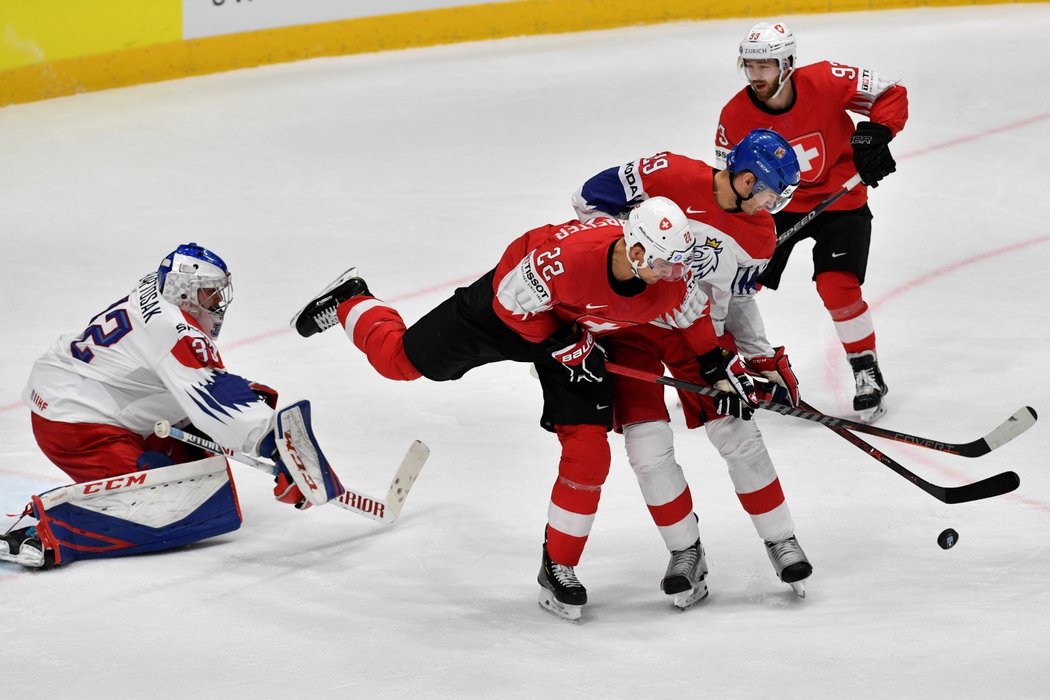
491,217 -> 713,352
715,61 -> 908,212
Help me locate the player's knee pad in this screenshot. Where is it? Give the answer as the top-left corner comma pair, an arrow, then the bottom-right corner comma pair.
30,456 -> 241,567
704,417 -> 778,491
815,270 -> 862,312
623,421 -> 676,477
554,424 -> 610,486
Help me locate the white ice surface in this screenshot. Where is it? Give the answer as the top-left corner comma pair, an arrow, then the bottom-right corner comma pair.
1,6 -> 1049,698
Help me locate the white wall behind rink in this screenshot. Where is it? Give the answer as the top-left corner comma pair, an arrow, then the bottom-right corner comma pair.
183,0 -> 517,39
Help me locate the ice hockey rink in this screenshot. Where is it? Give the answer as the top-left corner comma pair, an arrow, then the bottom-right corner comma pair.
2,4 -> 1049,697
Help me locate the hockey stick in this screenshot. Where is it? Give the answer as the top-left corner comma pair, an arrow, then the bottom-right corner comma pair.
153,421 -> 428,524
799,401 -> 1020,504
775,173 -> 864,246
605,361 -> 1037,457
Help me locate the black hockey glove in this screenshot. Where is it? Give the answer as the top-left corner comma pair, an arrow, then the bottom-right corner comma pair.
850,121 -> 896,188
546,325 -> 606,383
698,347 -> 758,421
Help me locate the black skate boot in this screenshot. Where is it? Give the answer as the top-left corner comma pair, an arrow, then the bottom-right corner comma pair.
765,535 -> 813,598
848,350 -> 889,422
661,538 -> 709,610
538,544 -> 587,622
0,526 -> 54,569
290,268 -> 372,338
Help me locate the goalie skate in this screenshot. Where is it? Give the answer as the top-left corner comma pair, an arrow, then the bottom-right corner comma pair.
537,544 -> 586,623
661,538 -> 709,611
0,526 -> 50,569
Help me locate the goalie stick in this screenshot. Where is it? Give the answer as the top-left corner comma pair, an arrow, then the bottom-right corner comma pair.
154,421 -> 428,524
605,361 -> 1037,458
799,401 -> 1020,504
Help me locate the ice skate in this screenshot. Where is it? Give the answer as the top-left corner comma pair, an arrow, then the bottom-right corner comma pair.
290,268 -> 372,338
661,538 -> 709,610
765,535 -> 812,598
537,544 -> 586,622
849,350 -> 888,423
0,526 -> 52,569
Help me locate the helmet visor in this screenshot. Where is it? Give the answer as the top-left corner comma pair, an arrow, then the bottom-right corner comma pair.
646,248 -> 694,281
751,179 -> 797,214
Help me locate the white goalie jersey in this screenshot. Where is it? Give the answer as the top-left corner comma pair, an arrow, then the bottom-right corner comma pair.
23,271 -> 273,455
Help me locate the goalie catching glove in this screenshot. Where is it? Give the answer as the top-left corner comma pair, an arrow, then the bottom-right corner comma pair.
746,346 -> 800,407
698,348 -> 758,420
546,324 -> 606,383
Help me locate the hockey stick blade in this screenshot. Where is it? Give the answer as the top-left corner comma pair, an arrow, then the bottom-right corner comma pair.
802,402 -> 1021,504
382,440 -> 429,523
154,420 -> 426,524
605,362 -> 1037,458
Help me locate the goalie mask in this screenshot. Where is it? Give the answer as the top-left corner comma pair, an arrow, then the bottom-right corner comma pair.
727,129 -> 801,214
158,243 -> 233,339
738,21 -> 797,100
625,196 -> 694,281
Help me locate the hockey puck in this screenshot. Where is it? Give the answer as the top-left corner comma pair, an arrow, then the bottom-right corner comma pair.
937,528 -> 959,550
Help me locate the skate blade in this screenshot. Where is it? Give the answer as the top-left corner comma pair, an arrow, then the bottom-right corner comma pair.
0,548 -> 45,569
789,581 -> 806,599
856,401 -> 887,424
538,588 -> 582,623
671,584 -> 709,611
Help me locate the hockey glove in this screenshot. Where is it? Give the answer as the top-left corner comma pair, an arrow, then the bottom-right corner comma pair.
746,347 -> 800,407
698,348 -> 758,420
547,325 -> 606,383
257,430 -> 312,510
850,121 -> 896,188
249,381 -> 280,410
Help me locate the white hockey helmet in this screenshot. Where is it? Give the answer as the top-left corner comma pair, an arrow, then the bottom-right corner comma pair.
158,242 -> 233,339
738,21 -> 797,91
625,196 -> 694,281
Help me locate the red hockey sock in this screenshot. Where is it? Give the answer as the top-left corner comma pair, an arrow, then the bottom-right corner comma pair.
337,298 -> 422,381
545,424 -> 610,566
816,271 -> 877,355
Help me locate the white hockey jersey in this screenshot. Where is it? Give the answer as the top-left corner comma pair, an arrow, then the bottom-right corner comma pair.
23,271 -> 273,455
572,152 -> 778,357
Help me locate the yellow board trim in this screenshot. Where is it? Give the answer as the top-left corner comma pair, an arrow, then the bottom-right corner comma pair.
0,0 -> 1043,107
0,0 -> 180,71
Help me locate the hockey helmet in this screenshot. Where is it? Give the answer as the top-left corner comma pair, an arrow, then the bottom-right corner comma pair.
625,196 -> 694,281
726,129 -> 801,214
738,21 -> 797,99
158,242 -> 233,339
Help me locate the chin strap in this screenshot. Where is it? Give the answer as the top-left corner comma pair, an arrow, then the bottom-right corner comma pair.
728,172 -> 754,211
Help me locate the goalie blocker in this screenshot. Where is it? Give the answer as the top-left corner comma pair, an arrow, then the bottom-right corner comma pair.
3,456 -> 241,568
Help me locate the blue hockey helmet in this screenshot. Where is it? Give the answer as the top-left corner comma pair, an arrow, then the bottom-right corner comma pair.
726,128 -> 801,213
158,243 -> 233,339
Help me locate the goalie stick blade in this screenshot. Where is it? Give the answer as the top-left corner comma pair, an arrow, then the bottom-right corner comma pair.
380,440 -> 429,525
941,470 -> 1021,505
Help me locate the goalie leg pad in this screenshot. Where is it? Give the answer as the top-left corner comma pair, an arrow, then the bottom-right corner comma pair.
275,400 -> 346,507
29,456 -> 241,566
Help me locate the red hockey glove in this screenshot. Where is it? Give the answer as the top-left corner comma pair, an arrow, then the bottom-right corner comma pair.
850,121 -> 896,188
273,468 -> 312,510
698,348 -> 758,420
746,347 -> 800,407
547,325 -> 606,383
249,381 -> 279,410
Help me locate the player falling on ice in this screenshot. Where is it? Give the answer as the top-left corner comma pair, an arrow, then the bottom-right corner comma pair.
290,197 -> 756,621
2,243 -> 342,569
715,21 -> 908,421
574,128 -> 813,601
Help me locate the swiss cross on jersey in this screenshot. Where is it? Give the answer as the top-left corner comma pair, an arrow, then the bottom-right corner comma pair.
790,132 -> 827,182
